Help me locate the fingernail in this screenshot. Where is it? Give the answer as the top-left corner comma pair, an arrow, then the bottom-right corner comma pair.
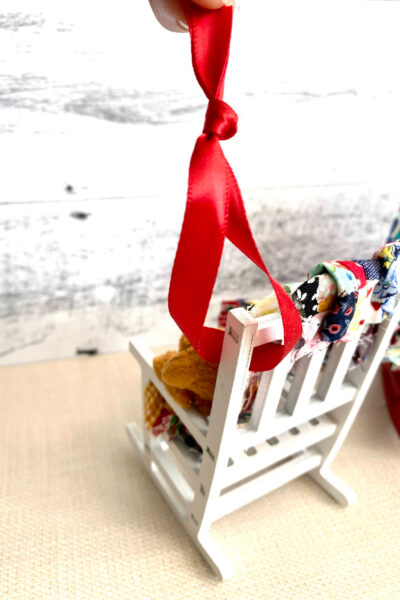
194,0 -> 234,8
177,19 -> 189,30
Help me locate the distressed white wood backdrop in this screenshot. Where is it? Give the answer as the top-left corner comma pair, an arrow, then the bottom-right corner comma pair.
1,0 -> 399,365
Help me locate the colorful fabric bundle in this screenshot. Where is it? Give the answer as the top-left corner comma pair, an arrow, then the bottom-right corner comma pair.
290,246 -> 399,360
303,261 -> 361,343
228,242 -> 400,364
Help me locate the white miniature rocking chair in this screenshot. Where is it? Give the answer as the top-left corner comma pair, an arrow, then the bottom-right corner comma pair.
127,289 -> 400,579
126,1 -> 400,580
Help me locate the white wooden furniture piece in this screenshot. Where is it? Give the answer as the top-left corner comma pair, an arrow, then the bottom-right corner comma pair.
127,292 -> 400,579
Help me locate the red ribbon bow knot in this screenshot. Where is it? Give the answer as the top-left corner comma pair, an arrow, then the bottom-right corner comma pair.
203,99 -> 238,140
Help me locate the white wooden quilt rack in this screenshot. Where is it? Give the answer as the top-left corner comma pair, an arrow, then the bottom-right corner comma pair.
127,292 -> 400,579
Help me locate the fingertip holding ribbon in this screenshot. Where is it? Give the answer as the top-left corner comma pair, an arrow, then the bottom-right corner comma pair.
148,0 -> 234,33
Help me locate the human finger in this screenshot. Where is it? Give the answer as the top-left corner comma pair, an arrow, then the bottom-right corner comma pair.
148,0 -> 234,33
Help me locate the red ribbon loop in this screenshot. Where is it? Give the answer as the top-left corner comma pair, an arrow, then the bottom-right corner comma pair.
203,99 -> 238,140
168,2 -> 303,371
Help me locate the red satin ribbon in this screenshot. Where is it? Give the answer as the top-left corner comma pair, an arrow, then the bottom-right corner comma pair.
168,1 -> 302,371
337,261 -> 366,288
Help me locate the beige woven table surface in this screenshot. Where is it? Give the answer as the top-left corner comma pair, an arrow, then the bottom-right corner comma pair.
1,352 -> 399,600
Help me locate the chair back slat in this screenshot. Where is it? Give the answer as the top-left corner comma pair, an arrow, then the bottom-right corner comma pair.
249,353 -> 291,432
285,348 -> 328,416
315,336 -> 361,403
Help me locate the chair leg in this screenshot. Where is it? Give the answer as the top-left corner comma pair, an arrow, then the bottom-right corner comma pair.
308,466 -> 357,506
193,526 -> 235,580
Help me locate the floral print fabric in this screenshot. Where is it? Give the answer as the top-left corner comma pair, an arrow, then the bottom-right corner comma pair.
291,274 -> 336,318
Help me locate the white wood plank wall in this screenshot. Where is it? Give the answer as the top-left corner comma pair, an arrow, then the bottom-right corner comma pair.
1,0 -> 399,365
